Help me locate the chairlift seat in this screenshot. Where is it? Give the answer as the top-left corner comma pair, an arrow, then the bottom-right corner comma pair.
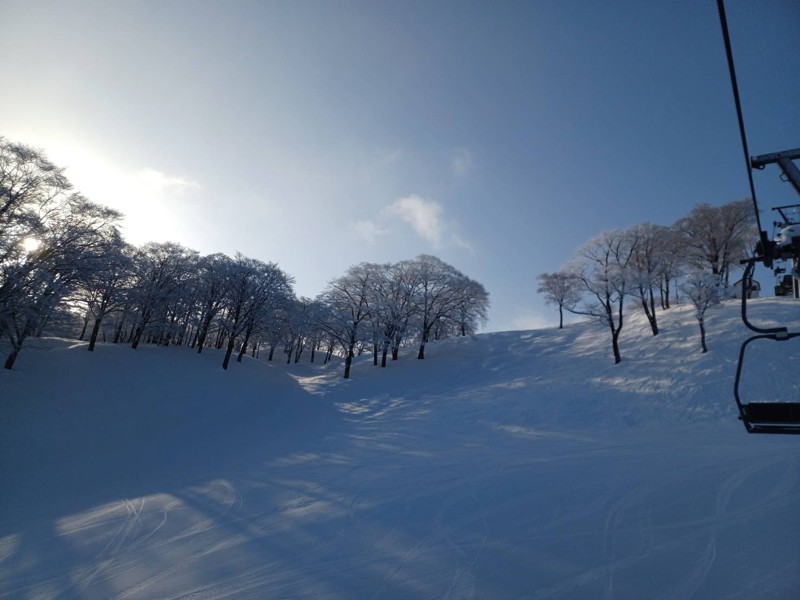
740,402 -> 800,434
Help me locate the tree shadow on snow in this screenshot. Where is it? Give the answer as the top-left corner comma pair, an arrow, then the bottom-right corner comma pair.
0,352 -> 347,597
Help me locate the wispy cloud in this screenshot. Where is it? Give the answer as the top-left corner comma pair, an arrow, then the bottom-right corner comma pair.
353,193 -> 472,251
137,168 -> 201,196
384,195 -> 444,245
351,218 -> 389,243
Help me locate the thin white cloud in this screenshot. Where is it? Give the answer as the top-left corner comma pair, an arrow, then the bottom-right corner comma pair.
353,193 -> 472,250
451,148 -> 472,178
352,219 -> 389,244
138,168 -> 201,196
450,231 -> 474,252
384,195 -> 444,245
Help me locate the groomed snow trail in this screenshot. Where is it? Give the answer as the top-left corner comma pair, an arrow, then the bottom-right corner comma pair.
2,300 -> 800,598
4,404 -> 797,599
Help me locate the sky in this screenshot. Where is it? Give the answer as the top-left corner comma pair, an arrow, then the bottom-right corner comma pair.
2,0 -> 799,332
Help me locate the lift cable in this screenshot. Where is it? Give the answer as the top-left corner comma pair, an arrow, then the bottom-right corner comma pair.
716,0 -> 764,237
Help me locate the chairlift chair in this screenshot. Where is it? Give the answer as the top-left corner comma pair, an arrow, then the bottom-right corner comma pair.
733,258 -> 800,434
718,0 -> 800,433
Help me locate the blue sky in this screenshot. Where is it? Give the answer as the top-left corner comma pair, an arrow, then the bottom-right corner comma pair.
2,0 -> 799,331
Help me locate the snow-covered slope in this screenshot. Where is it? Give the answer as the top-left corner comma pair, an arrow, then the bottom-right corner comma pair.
2,299 -> 800,599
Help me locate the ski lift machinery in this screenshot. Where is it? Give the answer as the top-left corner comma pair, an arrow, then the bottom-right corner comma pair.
717,0 -> 800,433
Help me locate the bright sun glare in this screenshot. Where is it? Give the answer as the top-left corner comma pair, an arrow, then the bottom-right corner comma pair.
21,237 -> 42,252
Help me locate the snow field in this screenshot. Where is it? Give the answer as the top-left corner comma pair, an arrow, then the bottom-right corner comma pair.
1,298 -> 800,598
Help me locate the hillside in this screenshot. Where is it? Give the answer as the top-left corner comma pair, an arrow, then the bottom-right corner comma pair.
2,298 -> 800,599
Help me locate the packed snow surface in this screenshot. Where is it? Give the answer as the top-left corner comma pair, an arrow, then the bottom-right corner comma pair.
2,299 -> 800,599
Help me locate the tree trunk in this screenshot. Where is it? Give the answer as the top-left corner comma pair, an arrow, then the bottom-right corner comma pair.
373,343 -> 378,366
126,321 -> 136,343
610,296 -> 624,365
699,317 -> 708,353
640,296 -> 658,336
237,335 -> 249,363
611,328 -> 622,364
343,345 -> 354,379
131,326 -> 144,349
88,317 -> 103,351
113,321 -> 123,344
78,313 -> 90,341
558,305 -> 564,329
131,311 -> 150,349
222,336 -> 236,370
418,318 -> 429,359
4,349 -> 19,370
648,290 -> 659,335
381,347 -> 388,367
196,312 -> 215,353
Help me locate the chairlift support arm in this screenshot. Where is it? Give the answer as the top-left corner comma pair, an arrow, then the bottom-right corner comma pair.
751,148 -> 800,196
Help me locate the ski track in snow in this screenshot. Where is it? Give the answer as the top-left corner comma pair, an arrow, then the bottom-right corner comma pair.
74,498 -> 146,593
5,413 -> 800,599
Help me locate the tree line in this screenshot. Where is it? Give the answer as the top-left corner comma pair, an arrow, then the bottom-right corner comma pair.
0,137 -> 489,376
537,200 -> 757,363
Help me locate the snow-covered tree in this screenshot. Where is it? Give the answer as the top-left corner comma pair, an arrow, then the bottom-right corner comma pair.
318,262 -> 376,379
0,138 -> 72,263
362,261 -> 416,367
453,277 -> 490,337
2,193 -> 123,368
128,242 -> 199,350
680,270 -> 722,353
219,253 -> 294,370
675,199 -> 756,286
191,253 -> 235,353
657,225 -> 685,309
628,222 -> 675,336
536,271 -> 581,329
385,259 -> 425,361
568,229 -> 637,364
279,296 -> 324,364
409,255 -> 468,360
1,139 -> 72,348
76,234 -> 135,352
